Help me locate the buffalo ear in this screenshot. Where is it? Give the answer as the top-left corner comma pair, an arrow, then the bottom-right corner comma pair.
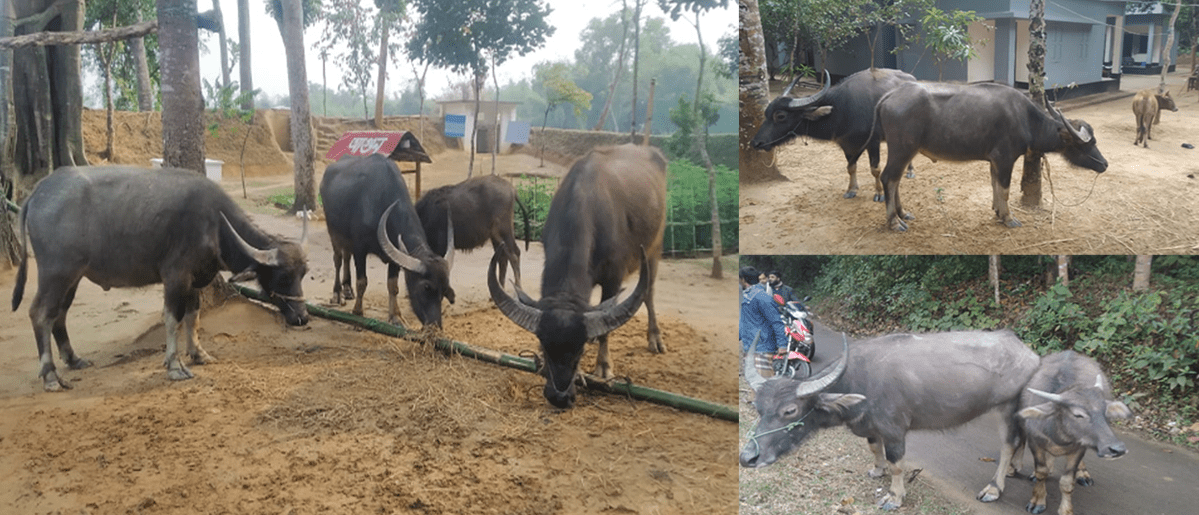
1105,400 -> 1132,420
816,393 -> 865,416
803,105 -> 834,121
1019,402 -> 1059,420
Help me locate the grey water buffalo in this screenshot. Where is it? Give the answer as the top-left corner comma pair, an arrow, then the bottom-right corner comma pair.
750,68 -> 917,200
740,330 -> 1041,511
320,154 -> 454,327
1132,89 -> 1177,148
875,82 -> 1108,231
488,144 -> 665,409
11,166 -> 310,391
415,175 -> 529,288
1015,351 -> 1131,515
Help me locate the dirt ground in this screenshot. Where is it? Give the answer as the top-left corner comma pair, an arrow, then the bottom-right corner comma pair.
740,69 -> 1199,254
0,145 -> 740,513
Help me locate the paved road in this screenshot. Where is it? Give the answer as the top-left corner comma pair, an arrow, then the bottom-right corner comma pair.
805,322 -> 1199,515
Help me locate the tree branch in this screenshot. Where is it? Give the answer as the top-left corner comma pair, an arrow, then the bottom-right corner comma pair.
0,20 -> 157,49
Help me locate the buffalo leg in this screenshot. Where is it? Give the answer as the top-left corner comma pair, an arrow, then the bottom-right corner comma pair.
29,274 -> 85,391
978,407 -> 1026,502
332,246 -> 352,304
386,263 -> 406,327
491,238 -> 511,288
879,440 -> 907,511
844,149 -> 863,199
991,162 -> 1022,228
182,292 -> 215,366
867,437 -> 888,478
881,161 -> 914,232
1026,446 -> 1052,514
1074,460 -> 1092,486
162,284 -> 196,381
593,279 -> 624,379
864,143 -> 885,202
53,284 -> 91,371
1057,450 -> 1086,515
646,256 -> 664,354
352,253 -> 369,316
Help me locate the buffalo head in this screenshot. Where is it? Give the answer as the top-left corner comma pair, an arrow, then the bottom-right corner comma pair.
750,71 -> 833,151
1051,106 -> 1108,174
223,213 -> 310,326
740,334 -> 863,468
488,248 -> 650,409
1020,375 -> 1132,459
377,200 -> 455,327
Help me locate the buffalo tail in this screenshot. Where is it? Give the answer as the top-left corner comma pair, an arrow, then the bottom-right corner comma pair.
515,191 -> 531,251
11,205 -> 29,311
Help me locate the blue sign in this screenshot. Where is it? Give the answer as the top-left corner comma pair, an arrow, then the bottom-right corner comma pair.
444,114 -> 467,138
506,121 -> 531,144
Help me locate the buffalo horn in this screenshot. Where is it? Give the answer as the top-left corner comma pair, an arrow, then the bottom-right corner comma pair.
582,246 -> 651,340
795,333 -> 849,398
443,207 -> 455,271
743,331 -> 767,391
222,213 -> 280,267
488,250 -> 541,334
1027,387 -> 1065,403
1051,105 -> 1092,144
377,200 -> 427,273
787,70 -> 831,109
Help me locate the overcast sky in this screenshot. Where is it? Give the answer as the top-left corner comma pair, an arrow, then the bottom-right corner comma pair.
195,0 -> 736,102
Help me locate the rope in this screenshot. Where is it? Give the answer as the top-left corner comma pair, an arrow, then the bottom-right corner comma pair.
1043,154 -> 1101,208
744,408 -> 814,458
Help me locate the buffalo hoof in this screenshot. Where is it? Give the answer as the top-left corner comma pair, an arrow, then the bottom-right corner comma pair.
902,211 -> 915,221
977,483 -> 1001,502
647,334 -> 665,354
879,494 -> 902,511
1003,217 -> 1023,228
67,356 -> 93,370
1026,502 -> 1047,514
889,219 -> 909,232
167,366 -> 195,381
42,371 -> 72,392
906,170 -> 915,179
594,362 -> 614,381
190,349 -> 216,366
873,193 -> 885,202
1076,473 -> 1094,487
867,466 -> 887,478
844,190 -> 858,199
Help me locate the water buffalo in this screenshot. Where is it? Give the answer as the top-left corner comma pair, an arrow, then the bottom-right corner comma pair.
1132,89 -> 1177,148
1015,351 -> 1131,515
750,68 -> 917,201
488,144 -> 665,409
11,166 -> 310,391
741,329 -> 1041,511
875,82 -> 1108,231
320,154 -> 454,327
415,175 -> 529,288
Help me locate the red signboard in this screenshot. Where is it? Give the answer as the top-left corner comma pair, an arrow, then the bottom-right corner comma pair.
325,131 -> 430,162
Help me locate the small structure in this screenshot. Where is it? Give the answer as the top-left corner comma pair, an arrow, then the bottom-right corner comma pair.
436,100 -> 522,154
325,131 -> 433,198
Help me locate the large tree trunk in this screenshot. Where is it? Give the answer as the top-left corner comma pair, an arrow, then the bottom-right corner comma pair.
131,11 -> 154,111
1132,255 -> 1153,291
281,0 -> 315,213
1022,0 -> 1047,209
11,0 -> 89,195
592,0 -> 630,131
157,0 -> 205,173
0,0 -> 15,268
738,0 -> 784,183
1159,0 -> 1181,92
989,255 -> 1000,305
237,0 -> 253,110
689,12 -> 720,279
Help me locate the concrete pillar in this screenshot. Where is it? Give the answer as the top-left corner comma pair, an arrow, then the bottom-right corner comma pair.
1112,15 -> 1124,75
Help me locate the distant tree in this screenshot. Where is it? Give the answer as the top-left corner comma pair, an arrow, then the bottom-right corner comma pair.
322,0 -> 377,120
716,27 -> 735,78
373,0 -> 405,128
239,0 -> 252,109
407,0 -> 553,177
590,3 -> 631,131
913,7 -> 984,80
82,0 -> 158,112
537,63 -> 592,166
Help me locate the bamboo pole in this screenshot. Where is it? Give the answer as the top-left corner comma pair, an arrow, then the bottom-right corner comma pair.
231,284 -> 737,422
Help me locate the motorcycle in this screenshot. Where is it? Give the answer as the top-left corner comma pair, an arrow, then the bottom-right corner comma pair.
770,295 -> 816,379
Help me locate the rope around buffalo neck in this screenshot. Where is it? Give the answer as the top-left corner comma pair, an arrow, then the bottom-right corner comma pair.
1043,154 -> 1101,208
745,408 -> 814,458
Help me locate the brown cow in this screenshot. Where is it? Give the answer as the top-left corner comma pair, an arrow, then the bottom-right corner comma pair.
1132,89 -> 1177,148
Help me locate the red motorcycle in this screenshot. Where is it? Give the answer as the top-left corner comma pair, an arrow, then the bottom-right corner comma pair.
771,295 -> 815,379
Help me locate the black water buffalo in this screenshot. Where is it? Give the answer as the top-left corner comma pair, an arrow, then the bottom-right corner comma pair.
1132,89 -> 1177,148
751,68 -> 917,200
488,144 -> 665,409
320,154 -> 454,327
415,175 -> 529,288
741,330 -> 1041,511
1013,351 -> 1131,515
11,166 -> 310,391
875,82 -> 1108,231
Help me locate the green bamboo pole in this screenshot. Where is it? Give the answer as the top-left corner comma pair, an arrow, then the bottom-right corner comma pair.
231,284 -> 736,422
5,198 -> 18,213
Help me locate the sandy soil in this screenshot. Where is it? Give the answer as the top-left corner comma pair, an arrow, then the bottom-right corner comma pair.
740,71 -> 1199,254
0,148 -> 740,514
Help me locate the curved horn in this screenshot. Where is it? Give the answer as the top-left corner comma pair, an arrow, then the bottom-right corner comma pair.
743,331 -> 767,392
443,207 -> 455,271
488,250 -> 542,334
1027,387 -> 1065,403
582,246 -> 651,340
795,333 -> 849,398
787,70 -> 831,109
377,200 -> 427,273
780,73 -> 803,98
222,213 -> 280,267
1051,104 -> 1092,143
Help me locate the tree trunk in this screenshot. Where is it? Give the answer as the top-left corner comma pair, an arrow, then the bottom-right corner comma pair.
989,255 -> 1000,305
468,73 -> 482,178
738,0 -> 785,183
592,0 -> 630,131
688,11 -> 721,279
375,18 -> 389,128
11,0 -> 89,195
131,11 -> 153,111
1022,0 -> 1047,209
99,40 -> 115,160
213,0 -> 229,89
1159,0 -> 1181,92
1132,255 -> 1152,291
0,0 -> 14,268
629,0 -> 644,139
491,53 -> 500,176
642,77 -> 655,145
158,0 -> 205,173
281,0 -> 316,214
237,0 -> 253,110
1055,255 -> 1070,287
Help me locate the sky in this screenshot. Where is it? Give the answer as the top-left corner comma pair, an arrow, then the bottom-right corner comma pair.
195,0 -> 737,102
